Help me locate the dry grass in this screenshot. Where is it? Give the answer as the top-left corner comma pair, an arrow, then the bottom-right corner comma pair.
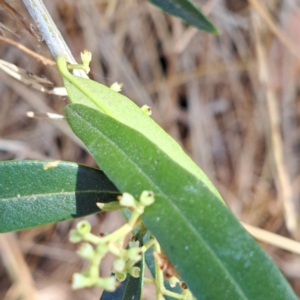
0,0 -> 300,298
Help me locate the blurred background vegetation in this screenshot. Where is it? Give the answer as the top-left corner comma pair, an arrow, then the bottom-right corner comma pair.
0,0 -> 300,299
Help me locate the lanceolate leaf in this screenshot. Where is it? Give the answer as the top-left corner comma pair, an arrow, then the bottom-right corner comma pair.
0,160 -> 119,233
57,56 -> 223,205
66,104 -> 297,299
147,0 -> 218,33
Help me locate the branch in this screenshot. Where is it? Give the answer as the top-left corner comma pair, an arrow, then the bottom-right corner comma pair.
22,0 -> 87,78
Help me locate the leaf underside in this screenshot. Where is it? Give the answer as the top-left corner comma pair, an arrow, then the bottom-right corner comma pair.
66,104 -> 297,300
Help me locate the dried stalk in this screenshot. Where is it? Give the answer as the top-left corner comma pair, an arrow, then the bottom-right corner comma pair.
252,12 -> 297,235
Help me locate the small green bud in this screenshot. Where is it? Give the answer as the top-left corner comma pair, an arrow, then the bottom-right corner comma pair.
72,273 -> 90,289
108,242 -> 123,257
77,243 -> 94,259
126,247 -> 142,261
129,240 -> 140,248
115,272 -> 127,282
97,276 -> 116,292
69,229 -> 83,243
80,50 -> 92,74
169,276 -> 180,288
129,266 -> 140,278
139,191 -> 155,206
76,220 -> 91,234
113,258 -> 126,272
110,82 -> 123,92
119,193 -> 137,208
141,105 -> 152,116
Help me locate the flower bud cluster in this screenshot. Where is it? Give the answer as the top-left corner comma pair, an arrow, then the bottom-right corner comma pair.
111,240 -> 143,282
69,191 -> 155,292
119,191 -> 155,215
69,220 -> 92,243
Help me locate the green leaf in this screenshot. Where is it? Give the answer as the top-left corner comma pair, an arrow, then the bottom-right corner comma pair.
147,0 -> 218,33
66,103 -> 297,299
0,160 -> 119,233
57,56 -> 223,205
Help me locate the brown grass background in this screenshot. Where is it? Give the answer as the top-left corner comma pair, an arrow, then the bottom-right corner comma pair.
0,0 -> 300,299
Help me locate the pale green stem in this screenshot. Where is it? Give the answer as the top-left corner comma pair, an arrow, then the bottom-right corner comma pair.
141,238 -> 156,253
154,241 -> 165,299
153,240 -> 184,300
128,208 -> 143,228
163,290 -> 184,300
83,208 -> 142,245
67,63 -> 90,74
108,243 -> 123,257
89,253 -> 103,279
144,278 -> 155,284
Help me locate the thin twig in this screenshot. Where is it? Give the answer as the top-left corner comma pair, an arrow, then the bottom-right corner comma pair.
0,233 -> 39,300
0,0 -> 41,39
174,0 -> 218,53
0,73 -> 85,148
243,223 -> 300,255
0,36 -> 55,65
22,0 -> 87,78
249,0 -> 300,62
0,59 -> 67,95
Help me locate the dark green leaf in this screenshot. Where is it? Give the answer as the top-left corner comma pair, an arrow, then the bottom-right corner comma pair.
0,160 -> 119,233
147,0 -> 218,33
66,103 -> 297,299
57,56 -> 224,206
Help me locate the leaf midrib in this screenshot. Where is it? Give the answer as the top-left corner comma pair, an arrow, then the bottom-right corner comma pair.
0,190 -> 118,201
75,110 -> 248,299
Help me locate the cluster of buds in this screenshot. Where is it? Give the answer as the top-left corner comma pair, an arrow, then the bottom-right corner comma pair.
118,191 -> 155,215
112,240 -> 142,282
69,191 -> 155,292
69,220 -> 117,291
